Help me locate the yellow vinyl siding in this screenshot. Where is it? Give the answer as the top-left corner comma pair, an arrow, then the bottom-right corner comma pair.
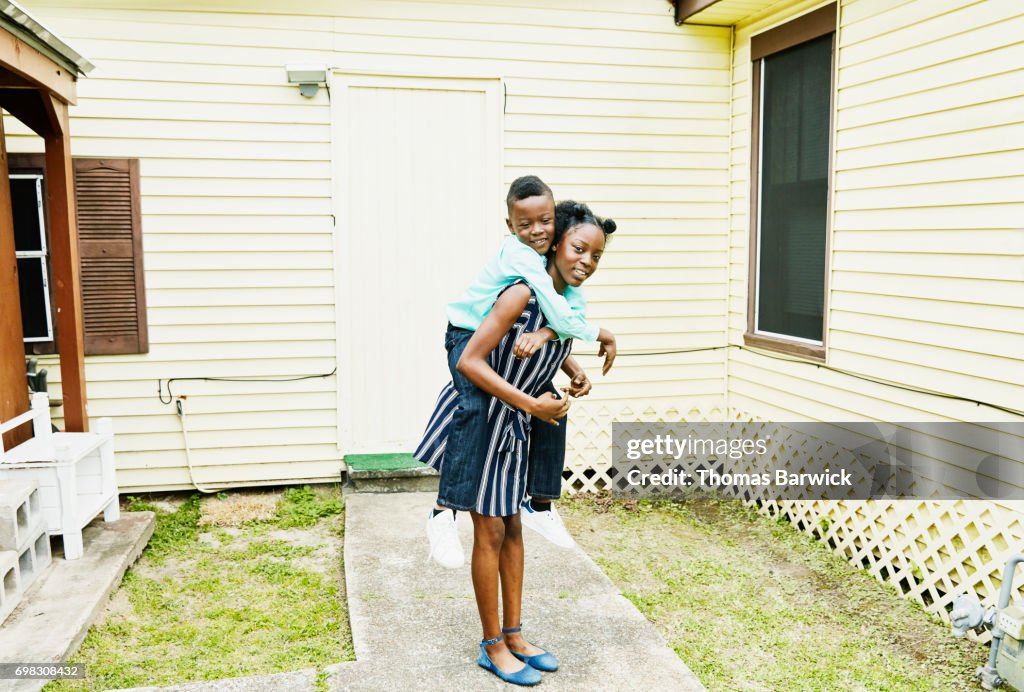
728,0 -> 1024,414
830,0 -> 1024,408
18,0 -> 731,490
724,0 -> 1024,628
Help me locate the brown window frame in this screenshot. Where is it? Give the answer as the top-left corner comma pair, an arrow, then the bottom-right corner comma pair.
745,2 -> 837,362
12,153 -> 148,357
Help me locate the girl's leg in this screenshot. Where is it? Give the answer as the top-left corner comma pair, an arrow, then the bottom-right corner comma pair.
498,513 -> 546,657
498,513 -> 524,630
471,512 -> 527,673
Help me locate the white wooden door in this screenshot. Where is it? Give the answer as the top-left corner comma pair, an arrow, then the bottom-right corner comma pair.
332,74 -> 503,455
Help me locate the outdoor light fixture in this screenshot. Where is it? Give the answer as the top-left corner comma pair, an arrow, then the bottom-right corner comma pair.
285,63 -> 327,98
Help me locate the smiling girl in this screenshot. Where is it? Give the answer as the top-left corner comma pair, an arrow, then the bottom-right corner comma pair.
415,200 -> 616,685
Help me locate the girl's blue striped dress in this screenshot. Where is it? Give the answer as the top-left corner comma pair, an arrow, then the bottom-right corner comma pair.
414,282 -> 572,517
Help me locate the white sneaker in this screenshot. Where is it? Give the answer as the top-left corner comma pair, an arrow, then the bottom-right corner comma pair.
426,508 -> 464,568
520,500 -> 575,548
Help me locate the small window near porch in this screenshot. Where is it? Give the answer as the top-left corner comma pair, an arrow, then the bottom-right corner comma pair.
746,3 -> 836,360
12,174 -> 53,343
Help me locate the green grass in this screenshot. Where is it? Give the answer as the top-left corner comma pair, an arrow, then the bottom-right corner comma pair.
48,486 -> 352,691
563,494 -> 984,692
276,485 -> 344,528
122,494 -> 201,562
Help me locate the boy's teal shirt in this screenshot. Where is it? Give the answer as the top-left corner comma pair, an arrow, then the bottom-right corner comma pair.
446,236 -> 600,343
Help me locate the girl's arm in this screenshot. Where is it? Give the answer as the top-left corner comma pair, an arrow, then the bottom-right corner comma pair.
456,284 -> 570,424
561,356 -> 584,380
561,356 -> 592,397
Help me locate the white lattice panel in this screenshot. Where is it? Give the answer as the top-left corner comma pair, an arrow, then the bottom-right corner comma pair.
562,400 -> 728,494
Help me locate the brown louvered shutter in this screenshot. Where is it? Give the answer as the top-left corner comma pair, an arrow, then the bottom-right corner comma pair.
74,159 -> 148,355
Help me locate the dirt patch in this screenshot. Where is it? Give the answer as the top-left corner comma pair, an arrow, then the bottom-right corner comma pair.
117,554 -> 194,584
100,584 -> 135,620
199,491 -> 279,527
264,525 -> 331,548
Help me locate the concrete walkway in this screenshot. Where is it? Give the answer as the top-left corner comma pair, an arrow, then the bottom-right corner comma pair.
112,493 -> 705,692
326,492 -> 705,691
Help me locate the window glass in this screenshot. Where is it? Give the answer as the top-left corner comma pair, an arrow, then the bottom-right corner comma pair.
12,176 -> 43,252
757,33 -> 832,342
17,257 -> 49,340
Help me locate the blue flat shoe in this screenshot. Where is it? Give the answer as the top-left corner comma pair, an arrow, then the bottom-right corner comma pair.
504,625 -> 560,672
478,635 -> 542,686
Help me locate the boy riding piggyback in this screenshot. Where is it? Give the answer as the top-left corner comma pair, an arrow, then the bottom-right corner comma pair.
421,175 -> 617,567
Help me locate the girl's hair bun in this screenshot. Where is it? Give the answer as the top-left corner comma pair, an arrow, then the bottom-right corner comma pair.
552,199 -> 615,245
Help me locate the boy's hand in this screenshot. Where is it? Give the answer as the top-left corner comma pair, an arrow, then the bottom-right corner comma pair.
514,327 -> 557,359
598,329 -> 617,375
530,389 -> 571,425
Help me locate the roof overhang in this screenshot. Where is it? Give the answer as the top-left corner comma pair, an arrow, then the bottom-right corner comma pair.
0,1 -> 93,76
674,0 -> 779,26
0,0 -> 91,106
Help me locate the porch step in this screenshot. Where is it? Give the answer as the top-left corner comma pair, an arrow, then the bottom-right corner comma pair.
16,525 -> 52,596
343,454 -> 438,494
0,529 -> 53,627
0,512 -> 155,692
0,549 -> 19,625
0,480 -> 43,552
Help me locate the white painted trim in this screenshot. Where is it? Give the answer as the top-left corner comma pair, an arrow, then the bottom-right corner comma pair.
752,328 -> 824,347
330,70 -> 359,456
12,173 -> 53,343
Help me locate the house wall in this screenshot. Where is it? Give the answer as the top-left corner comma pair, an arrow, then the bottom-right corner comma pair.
15,0 -> 733,491
730,0 -> 1023,417
727,0 -> 1024,622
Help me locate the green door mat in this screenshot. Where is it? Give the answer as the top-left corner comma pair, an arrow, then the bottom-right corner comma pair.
344,453 -> 421,472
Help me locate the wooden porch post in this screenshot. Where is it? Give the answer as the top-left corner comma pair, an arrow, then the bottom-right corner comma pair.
0,114 -> 30,448
44,97 -> 87,432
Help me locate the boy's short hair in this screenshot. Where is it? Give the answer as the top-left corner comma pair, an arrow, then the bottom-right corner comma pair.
506,175 -> 553,210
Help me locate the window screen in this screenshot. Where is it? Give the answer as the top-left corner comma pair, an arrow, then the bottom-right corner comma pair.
756,33 -> 832,343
